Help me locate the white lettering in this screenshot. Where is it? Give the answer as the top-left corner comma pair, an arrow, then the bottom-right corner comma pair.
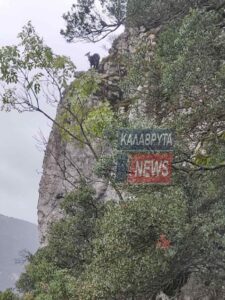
157,134 -> 163,145
162,160 -> 169,177
135,161 -> 144,177
152,161 -> 162,176
151,133 -> 157,144
120,133 -> 127,146
167,133 -> 173,146
127,134 -> 133,145
132,134 -> 139,146
145,134 -> 151,146
143,160 -> 152,177
139,134 -> 145,145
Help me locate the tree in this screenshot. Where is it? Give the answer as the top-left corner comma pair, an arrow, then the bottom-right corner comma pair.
16,183 -> 103,299
60,0 -> 127,43
0,290 -> 19,300
0,21 -> 76,120
16,172 -> 225,299
121,7 -> 225,173
126,0 -> 224,28
114,6 -> 225,296
0,21 -> 123,202
2,3 -> 225,299
60,0 -> 225,43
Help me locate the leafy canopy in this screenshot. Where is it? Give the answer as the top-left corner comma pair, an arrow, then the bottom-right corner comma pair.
60,0 -> 224,42
2,2 -> 225,299
58,72 -> 115,144
61,0 -> 127,42
0,21 -> 76,114
16,167 -> 225,299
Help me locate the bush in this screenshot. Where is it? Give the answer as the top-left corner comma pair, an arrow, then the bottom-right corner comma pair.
0,290 -> 19,300
126,0 -> 220,28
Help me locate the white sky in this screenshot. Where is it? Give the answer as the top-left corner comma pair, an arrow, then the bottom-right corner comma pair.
0,0 -> 118,223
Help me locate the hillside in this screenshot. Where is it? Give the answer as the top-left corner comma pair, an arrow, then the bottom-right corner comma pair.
0,214 -> 39,291
1,0 -> 225,298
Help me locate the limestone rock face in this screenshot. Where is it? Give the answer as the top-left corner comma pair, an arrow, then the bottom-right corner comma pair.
37,115 -> 66,244
37,100 -> 117,244
37,26 -> 157,244
37,26 -> 218,300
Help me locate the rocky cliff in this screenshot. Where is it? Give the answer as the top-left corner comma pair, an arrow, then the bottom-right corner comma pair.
37,26 -> 158,244
37,19 -> 224,298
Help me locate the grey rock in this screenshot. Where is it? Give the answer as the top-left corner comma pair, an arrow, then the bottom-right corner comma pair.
37,25 -> 221,299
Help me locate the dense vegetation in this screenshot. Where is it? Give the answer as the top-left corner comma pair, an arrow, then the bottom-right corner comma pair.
126,0 -> 224,27
61,0 -> 225,42
1,0 -> 225,299
0,290 -> 20,300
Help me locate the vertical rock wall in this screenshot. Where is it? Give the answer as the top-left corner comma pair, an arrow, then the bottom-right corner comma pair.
37,27 -> 158,244
37,26 -> 220,299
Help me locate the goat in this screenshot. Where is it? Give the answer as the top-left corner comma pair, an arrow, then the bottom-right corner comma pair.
85,52 -> 100,69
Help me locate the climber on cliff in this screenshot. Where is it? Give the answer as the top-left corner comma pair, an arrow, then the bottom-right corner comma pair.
85,52 -> 100,70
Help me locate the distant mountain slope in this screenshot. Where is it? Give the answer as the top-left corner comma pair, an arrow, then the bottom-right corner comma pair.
0,214 -> 39,291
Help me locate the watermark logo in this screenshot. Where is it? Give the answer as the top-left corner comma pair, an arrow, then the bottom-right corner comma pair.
118,128 -> 174,152
128,153 -> 173,184
116,129 -> 174,184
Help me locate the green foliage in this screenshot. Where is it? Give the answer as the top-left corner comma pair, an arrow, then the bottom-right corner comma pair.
76,189 -> 187,299
10,3 -> 225,299
155,9 -> 225,168
94,155 -> 115,179
0,21 -> 76,113
58,72 -> 115,143
157,9 -> 220,95
46,185 -> 103,273
60,0 -> 224,42
17,183 -> 104,299
84,103 -> 115,138
17,168 -> 225,298
17,261 -> 77,300
119,46 -> 149,98
122,7 -> 225,171
71,71 -> 101,98
126,0 -> 221,28
61,0 -> 127,42
0,290 -> 19,300
194,133 -> 225,167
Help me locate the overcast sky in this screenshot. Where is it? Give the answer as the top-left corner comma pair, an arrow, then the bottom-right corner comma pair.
0,0 -> 117,224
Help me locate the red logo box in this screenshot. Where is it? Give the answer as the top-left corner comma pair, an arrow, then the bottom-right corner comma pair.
128,153 -> 173,184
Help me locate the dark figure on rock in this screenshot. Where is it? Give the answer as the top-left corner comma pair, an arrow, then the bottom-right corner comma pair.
85,52 -> 100,69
